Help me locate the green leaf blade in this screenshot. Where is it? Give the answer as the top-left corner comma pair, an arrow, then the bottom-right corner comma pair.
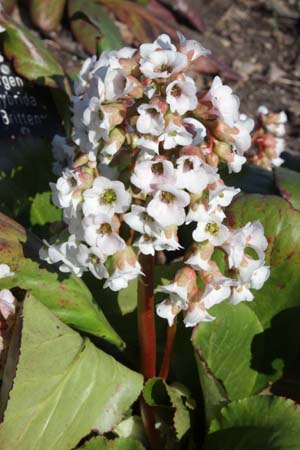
0,295 -> 143,450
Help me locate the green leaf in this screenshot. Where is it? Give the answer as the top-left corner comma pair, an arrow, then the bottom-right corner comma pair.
78,436 -> 145,449
193,302 -> 265,422
68,0 -> 122,54
194,346 -> 228,424
227,195 -> 300,385
143,377 -> 191,440
29,0 -> 66,31
274,166 -> 300,210
0,212 -> 125,349
0,294 -> 143,450
0,16 -> 68,91
30,191 -> 62,226
204,396 -> 300,450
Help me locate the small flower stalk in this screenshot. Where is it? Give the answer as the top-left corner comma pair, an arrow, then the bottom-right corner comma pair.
41,32 -> 270,331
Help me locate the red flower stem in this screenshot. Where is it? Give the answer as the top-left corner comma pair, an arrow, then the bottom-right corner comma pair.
138,254 -> 163,450
137,254 -> 156,378
159,319 -> 177,380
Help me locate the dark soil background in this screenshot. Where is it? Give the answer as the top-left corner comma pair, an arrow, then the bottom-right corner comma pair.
198,0 -> 300,153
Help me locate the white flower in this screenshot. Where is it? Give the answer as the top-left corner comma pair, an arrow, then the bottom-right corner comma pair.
185,242 -> 214,271
208,182 -> 240,210
177,31 -> 211,61
0,264 -> 14,279
0,289 -> 16,320
230,284 -> 254,305
82,96 -> 110,143
104,69 -> 133,101
147,184 -> 190,227
153,226 -> 182,252
238,256 -> 263,284
186,202 -> 209,224
227,152 -> 246,173
50,169 -> 82,219
232,115 -> 254,153
40,235 -> 84,277
135,135 -> 159,155
134,235 -> 156,256
159,121 -> 193,150
72,96 -> 96,151
222,228 -> 247,269
136,104 -> 165,136
184,302 -> 215,327
140,34 -> 176,59
250,265 -> 270,289
230,264 -> 269,305
201,280 -> 232,309
140,50 -> 187,79
193,213 -> 230,246
243,221 -> 268,260
176,155 -> 218,194
131,160 -> 176,194
82,214 -> 125,255
204,76 -> 240,127
156,282 -> 188,326
166,75 -> 198,115
104,258 -> 142,291
124,205 -> 160,236
76,244 -> 109,280
74,55 -> 96,95
83,176 -> 131,217
183,118 -> 206,145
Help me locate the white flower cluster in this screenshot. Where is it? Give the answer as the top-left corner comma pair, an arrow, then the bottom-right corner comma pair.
43,33 -> 269,327
246,105 -> 287,170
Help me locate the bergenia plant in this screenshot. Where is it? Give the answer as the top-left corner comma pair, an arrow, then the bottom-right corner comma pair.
40,33 -> 270,438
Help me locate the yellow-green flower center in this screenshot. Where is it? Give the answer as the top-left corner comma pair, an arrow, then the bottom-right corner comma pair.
205,222 -> 219,235
90,254 -> 100,265
100,189 -> 117,204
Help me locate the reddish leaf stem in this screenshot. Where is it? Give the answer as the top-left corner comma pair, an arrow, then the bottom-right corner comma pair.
159,319 -> 177,380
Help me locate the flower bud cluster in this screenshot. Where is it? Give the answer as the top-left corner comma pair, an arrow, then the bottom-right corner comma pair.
246,105 -> 287,170
42,33 -> 269,327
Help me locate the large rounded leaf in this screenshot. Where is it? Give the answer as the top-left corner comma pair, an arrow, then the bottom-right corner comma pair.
204,396 -> 300,450
0,295 -> 143,450
0,15 -> 68,91
227,195 -> 300,383
193,302 -> 265,420
274,166 -> 300,210
0,212 -> 124,349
